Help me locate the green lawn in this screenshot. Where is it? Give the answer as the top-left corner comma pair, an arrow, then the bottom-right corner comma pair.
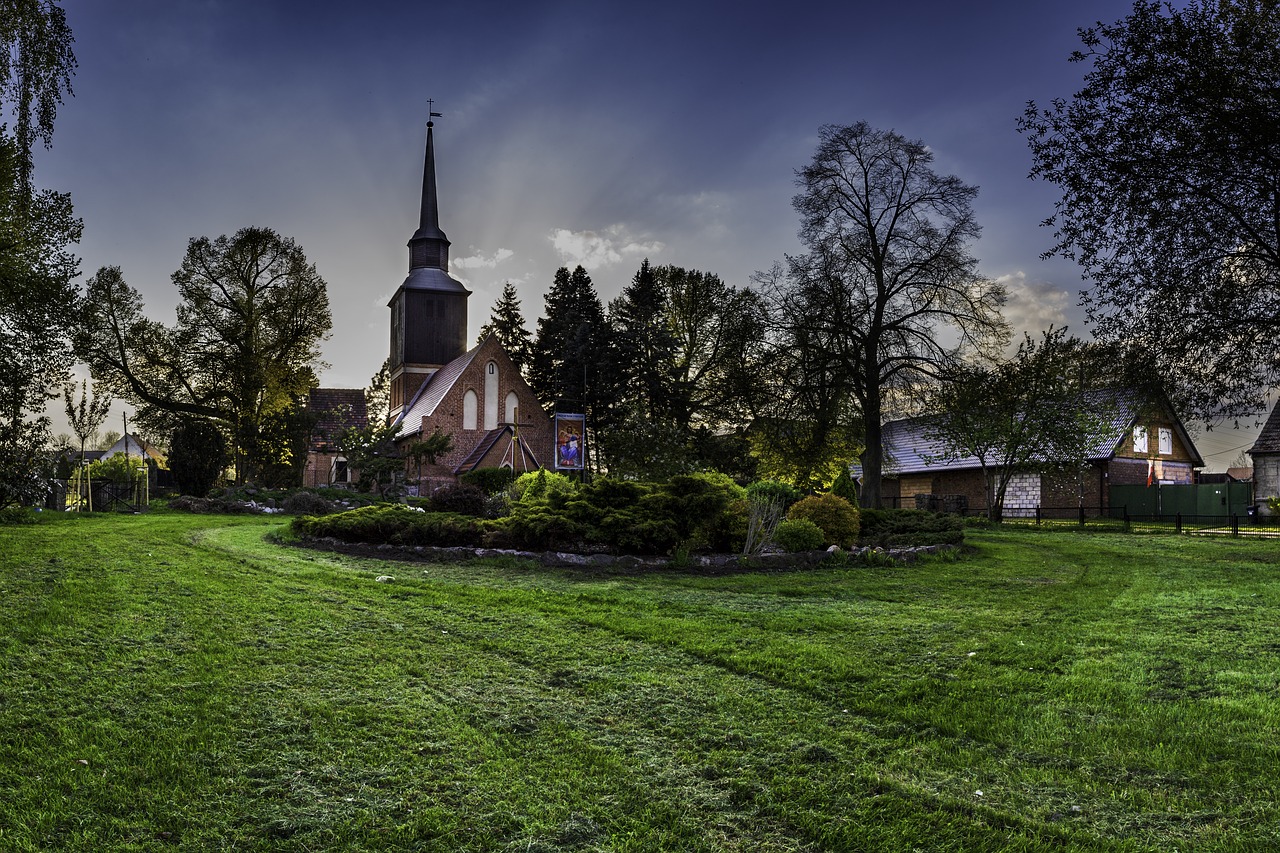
1,511 -> 1277,851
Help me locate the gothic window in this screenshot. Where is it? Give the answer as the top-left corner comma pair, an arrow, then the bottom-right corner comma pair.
484,362 -> 499,430
463,389 -> 478,430
505,391 -> 520,424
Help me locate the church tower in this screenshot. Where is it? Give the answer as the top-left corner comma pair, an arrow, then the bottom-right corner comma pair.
388,117 -> 470,419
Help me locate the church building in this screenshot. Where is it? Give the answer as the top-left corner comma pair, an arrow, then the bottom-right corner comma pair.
384,118 -> 552,489
305,118 -> 552,492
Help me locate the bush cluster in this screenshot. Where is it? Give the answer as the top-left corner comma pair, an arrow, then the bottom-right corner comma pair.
787,493 -> 860,548
293,504 -> 487,548
772,518 -> 825,552
858,508 -> 965,547
281,491 -> 337,516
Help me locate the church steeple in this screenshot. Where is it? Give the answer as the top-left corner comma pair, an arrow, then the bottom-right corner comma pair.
407,119 -> 450,270
388,111 -> 471,420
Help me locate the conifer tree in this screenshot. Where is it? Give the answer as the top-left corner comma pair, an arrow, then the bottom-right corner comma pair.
477,280 -> 533,373
529,265 -> 609,416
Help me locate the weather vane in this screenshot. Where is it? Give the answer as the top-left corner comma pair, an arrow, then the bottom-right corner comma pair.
427,98 -> 442,126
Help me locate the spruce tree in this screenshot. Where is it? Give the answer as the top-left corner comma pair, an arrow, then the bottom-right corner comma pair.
477,280 -> 533,373
529,265 -> 609,416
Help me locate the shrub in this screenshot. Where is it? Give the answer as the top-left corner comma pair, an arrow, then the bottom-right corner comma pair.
772,518 -> 825,552
787,493 -> 860,548
428,483 -> 487,517
169,419 -> 227,497
461,467 -> 517,495
830,469 -> 860,506
858,508 -> 964,547
281,491 -> 337,516
744,480 -> 800,554
513,469 -> 577,505
292,504 -> 486,547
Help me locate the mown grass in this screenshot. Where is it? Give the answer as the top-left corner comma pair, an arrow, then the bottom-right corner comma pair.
1,511 -> 1278,851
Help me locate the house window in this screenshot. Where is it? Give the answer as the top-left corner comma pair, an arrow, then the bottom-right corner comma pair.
1133,426 -> 1148,454
332,457 -> 349,484
1158,427 -> 1172,455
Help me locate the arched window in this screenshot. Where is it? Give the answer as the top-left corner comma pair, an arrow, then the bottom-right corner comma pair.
506,391 -> 520,424
463,389 -> 478,430
484,362 -> 499,430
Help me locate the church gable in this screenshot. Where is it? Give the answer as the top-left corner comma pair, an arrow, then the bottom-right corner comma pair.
396,334 -> 552,476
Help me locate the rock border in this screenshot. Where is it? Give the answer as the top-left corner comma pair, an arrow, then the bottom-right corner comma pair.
291,535 -> 959,575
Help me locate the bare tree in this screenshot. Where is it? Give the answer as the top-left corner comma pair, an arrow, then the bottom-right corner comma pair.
772,123 -> 1007,506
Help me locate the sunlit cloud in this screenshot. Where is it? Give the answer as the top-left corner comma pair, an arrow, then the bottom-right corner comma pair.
549,225 -> 664,270
996,270 -> 1073,341
452,247 -> 515,270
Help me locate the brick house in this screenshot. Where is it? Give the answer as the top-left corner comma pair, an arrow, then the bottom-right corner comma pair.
302,388 -> 368,488
874,391 -> 1204,515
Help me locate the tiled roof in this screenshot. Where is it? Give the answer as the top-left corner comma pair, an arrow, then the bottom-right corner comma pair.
1250,402 -> 1280,455
308,388 -> 368,451
859,388 -> 1203,476
393,344 -> 480,439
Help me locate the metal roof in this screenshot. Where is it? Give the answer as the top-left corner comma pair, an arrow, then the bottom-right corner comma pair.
392,344 -> 481,439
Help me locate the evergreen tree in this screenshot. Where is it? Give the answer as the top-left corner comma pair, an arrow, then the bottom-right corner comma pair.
608,259 -> 678,419
529,265 -> 609,416
477,280 -> 533,373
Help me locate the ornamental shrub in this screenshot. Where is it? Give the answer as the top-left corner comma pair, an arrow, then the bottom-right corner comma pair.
772,518 -> 825,552
787,493 -> 860,548
513,469 -> 577,505
461,467 -> 517,494
291,504 -> 486,547
428,483 -> 487,517
857,508 -> 964,547
744,480 -> 800,554
169,419 -> 227,497
281,490 -> 337,516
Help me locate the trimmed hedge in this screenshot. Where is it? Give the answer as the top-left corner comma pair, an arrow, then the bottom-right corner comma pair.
858,508 -> 964,547
292,505 -> 487,548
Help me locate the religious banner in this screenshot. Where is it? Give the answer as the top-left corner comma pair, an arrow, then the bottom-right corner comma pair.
554,413 -> 586,471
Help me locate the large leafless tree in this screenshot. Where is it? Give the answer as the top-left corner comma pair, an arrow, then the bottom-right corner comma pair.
770,123 -> 1007,506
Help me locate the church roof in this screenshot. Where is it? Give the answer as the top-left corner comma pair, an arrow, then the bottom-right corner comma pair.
1250,401 -> 1280,455
392,344 -> 481,439
453,425 -> 542,474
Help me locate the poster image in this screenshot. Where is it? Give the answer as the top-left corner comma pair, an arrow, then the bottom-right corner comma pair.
554,413 -> 585,470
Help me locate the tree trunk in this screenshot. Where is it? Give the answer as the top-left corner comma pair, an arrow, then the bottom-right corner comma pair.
861,391 -> 884,509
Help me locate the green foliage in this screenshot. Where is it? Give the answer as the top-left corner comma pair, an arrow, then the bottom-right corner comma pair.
460,466 -> 517,495
772,518 -> 826,552
858,508 -> 965,547
787,493 -> 860,548
512,469 -> 576,504
77,227 -> 331,482
169,418 -> 227,497
86,452 -> 147,486
334,418 -> 401,497
293,504 -> 486,548
0,505 -> 36,524
830,468 -> 859,505
529,265 -> 608,415
280,490 -> 336,516
743,479 -> 800,554
1021,0 -> 1280,421
428,483 -> 487,517
477,280 -> 534,373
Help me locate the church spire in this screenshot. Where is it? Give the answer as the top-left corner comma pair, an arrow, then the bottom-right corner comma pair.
408,113 -> 450,270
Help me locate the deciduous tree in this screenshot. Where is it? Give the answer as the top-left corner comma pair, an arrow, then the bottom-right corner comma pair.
1020,0 -> 1280,423
770,123 -> 1007,504
78,227 -> 331,482
923,327 -> 1118,521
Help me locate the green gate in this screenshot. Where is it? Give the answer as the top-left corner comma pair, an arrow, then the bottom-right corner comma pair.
1110,482 -> 1253,519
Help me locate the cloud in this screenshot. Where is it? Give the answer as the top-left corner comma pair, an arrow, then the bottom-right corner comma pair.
451,247 -> 515,270
996,270 -> 1074,340
548,225 -> 664,270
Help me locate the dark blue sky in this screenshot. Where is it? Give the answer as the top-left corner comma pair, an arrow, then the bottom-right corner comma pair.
36,0 -> 1255,466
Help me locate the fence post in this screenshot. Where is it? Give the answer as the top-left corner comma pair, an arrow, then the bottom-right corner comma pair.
1079,505 -> 1085,527
1232,514 -> 1240,538
1035,505 -> 1041,526
1176,512 -> 1182,535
